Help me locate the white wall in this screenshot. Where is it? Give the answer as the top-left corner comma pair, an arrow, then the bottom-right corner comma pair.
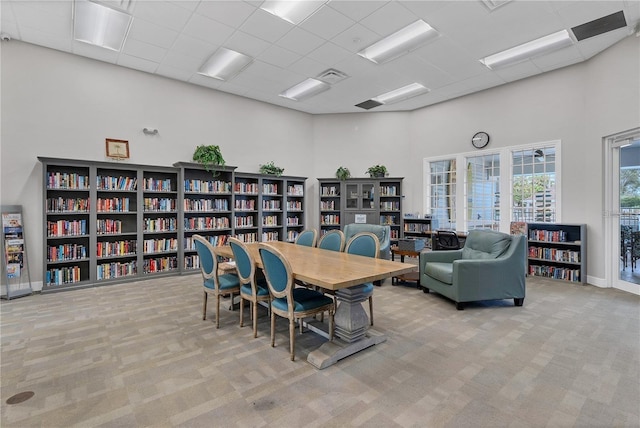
2,35 -> 639,288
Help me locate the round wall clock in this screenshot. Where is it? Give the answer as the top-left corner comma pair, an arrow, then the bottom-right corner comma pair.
472,131 -> 490,149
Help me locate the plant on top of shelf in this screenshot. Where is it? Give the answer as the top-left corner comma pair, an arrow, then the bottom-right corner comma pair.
336,166 -> 351,180
366,164 -> 388,178
192,145 -> 225,172
259,161 -> 284,177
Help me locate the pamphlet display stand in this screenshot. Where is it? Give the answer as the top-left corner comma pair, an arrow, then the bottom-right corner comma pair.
1,205 -> 33,299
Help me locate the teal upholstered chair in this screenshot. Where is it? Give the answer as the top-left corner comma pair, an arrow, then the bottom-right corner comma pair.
229,237 -> 270,338
344,232 -> 379,326
193,234 -> 240,328
420,229 -> 526,310
318,230 -> 345,252
258,243 -> 334,361
343,223 -> 390,259
294,228 -> 318,247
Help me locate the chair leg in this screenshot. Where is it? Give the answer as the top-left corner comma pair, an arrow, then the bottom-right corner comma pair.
252,299 -> 258,338
289,318 -> 296,361
369,296 -> 374,326
329,309 -> 334,341
514,298 -> 524,307
203,291 -> 208,321
239,296 -> 245,327
270,312 -> 276,348
456,302 -> 464,310
216,294 -> 221,328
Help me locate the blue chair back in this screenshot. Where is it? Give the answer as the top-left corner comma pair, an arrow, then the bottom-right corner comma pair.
345,232 -> 380,259
294,229 -> 317,247
229,238 -> 255,284
193,235 -> 217,279
318,230 -> 345,252
258,244 -> 292,297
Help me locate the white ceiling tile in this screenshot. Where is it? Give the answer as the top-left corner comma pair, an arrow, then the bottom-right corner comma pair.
531,44 -> 584,70
412,36 -> 488,82
133,1 -> 193,32
182,13 -> 235,45
188,73 -> 223,89
117,54 -> 159,74
277,27 -> 325,56
72,40 -> 119,63
398,1 -> 450,21
16,26 -> 72,52
171,34 -> 218,60
359,1 -> 418,36
287,56 -> 327,77
160,49 -> 204,71
243,60 -> 301,87
224,30 -> 271,58
156,63 -> 194,81
331,23 -> 379,53
10,0 -> 71,37
258,45 -> 301,68
575,27 -> 630,60
306,42 -> 352,66
553,1 -> 627,28
327,1 -> 388,22
122,38 -> 167,63
300,5 -> 355,40
167,1 -> 200,13
196,1 -> 256,28
127,18 -> 179,49
216,81 -> 250,97
239,8 -> 293,43
493,60 -> 543,82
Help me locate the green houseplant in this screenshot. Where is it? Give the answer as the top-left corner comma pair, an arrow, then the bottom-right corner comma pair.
336,166 -> 351,180
366,164 -> 388,178
259,161 -> 284,177
192,145 -> 225,172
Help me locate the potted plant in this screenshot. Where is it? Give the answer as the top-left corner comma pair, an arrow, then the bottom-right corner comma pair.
192,145 -> 225,172
336,166 -> 351,180
366,164 -> 388,178
259,161 -> 284,177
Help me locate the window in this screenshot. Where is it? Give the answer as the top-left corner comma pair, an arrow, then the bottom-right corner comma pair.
424,142 -> 560,232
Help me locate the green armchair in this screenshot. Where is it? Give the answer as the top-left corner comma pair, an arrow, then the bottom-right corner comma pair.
420,229 -> 526,310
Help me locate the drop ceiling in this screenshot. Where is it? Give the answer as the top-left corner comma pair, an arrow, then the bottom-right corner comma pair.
1,0 -> 638,114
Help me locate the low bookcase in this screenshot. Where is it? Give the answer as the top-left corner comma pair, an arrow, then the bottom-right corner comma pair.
527,222 -> 586,284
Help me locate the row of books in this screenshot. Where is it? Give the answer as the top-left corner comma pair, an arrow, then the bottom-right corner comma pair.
185,198 -> 229,211
262,215 -> 279,226
321,214 -> 340,225
263,200 -> 281,210
379,185 -> 398,196
528,265 -> 580,282
235,216 -> 254,228
405,224 -> 431,232
287,217 -> 300,225
47,172 -> 89,190
47,243 -> 88,262
236,232 -> 257,243
184,255 -> 200,270
97,240 -> 137,258
46,265 -> 82,285
97,219 -> 123,235
235,200 -> 255,211
184,234 -> 229,250
287,230 -> 299,242
97,175 -> 137,191
97,261 -> 136,280
47,197 -> 89,212
262,183 -> 279,194
184,179 -> 231,194
380,215 -> 398,225
47,219 -> 87,237
287,201 -> 302,210
321,186 -> 339,196
380,201 -> 400,211
235,182 -> 258,194
143,197 -> 176,212
529,229 -> 568,242
143,238 -> 178,253
262,231 -> 279,241
185,217 -> 230,231
287,184 -> 304,196
144,178 -> 174,192
97,197 -> 131,212
143,256 -> 178,273
528,246 -> 580,263
144,217 -> 177,232
321,201 -> 336,210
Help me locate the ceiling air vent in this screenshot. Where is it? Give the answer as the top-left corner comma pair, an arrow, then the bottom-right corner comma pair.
316,69 -> 349,85
571,11 -> 627,42
355,99 -> 383,110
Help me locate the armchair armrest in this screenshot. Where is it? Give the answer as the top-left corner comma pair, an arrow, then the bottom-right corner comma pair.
453,257 -> 525,301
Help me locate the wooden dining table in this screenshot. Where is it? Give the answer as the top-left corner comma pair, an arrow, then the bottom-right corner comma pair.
215,241 -> 418,369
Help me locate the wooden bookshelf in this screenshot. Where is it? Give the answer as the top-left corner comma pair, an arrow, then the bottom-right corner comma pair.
526,222 -> 586,284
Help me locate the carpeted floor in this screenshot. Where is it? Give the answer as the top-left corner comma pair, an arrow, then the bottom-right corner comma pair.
1,275 -> 639,427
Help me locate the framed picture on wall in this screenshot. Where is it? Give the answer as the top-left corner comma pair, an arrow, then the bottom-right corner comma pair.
105,139 -> 130,159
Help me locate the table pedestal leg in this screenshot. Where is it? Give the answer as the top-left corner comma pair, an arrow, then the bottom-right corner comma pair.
334,284 -> 369,342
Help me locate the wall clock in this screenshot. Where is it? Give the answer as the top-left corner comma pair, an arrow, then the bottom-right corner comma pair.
471,131 -> 490,149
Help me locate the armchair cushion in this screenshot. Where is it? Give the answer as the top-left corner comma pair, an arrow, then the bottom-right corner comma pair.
344,223 -> 391,259
461,230 -> 512,259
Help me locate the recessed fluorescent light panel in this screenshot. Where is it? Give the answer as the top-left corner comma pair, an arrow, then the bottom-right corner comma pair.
260,0 -> 326,25
73,0 -> 132,51
358,20 -> 440,64
279,78 -> 329,101
372,83 -> 429,105
198,48 -> 253,81
480,30 -> 574,69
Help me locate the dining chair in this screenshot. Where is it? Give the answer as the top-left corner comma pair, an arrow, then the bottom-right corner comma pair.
229,237 -> 270,338
317,230 -> 345,252
193,234 -> 240,328
294,228 -> 318,247
344,231 -> 380,326
258,243 -> 334,361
